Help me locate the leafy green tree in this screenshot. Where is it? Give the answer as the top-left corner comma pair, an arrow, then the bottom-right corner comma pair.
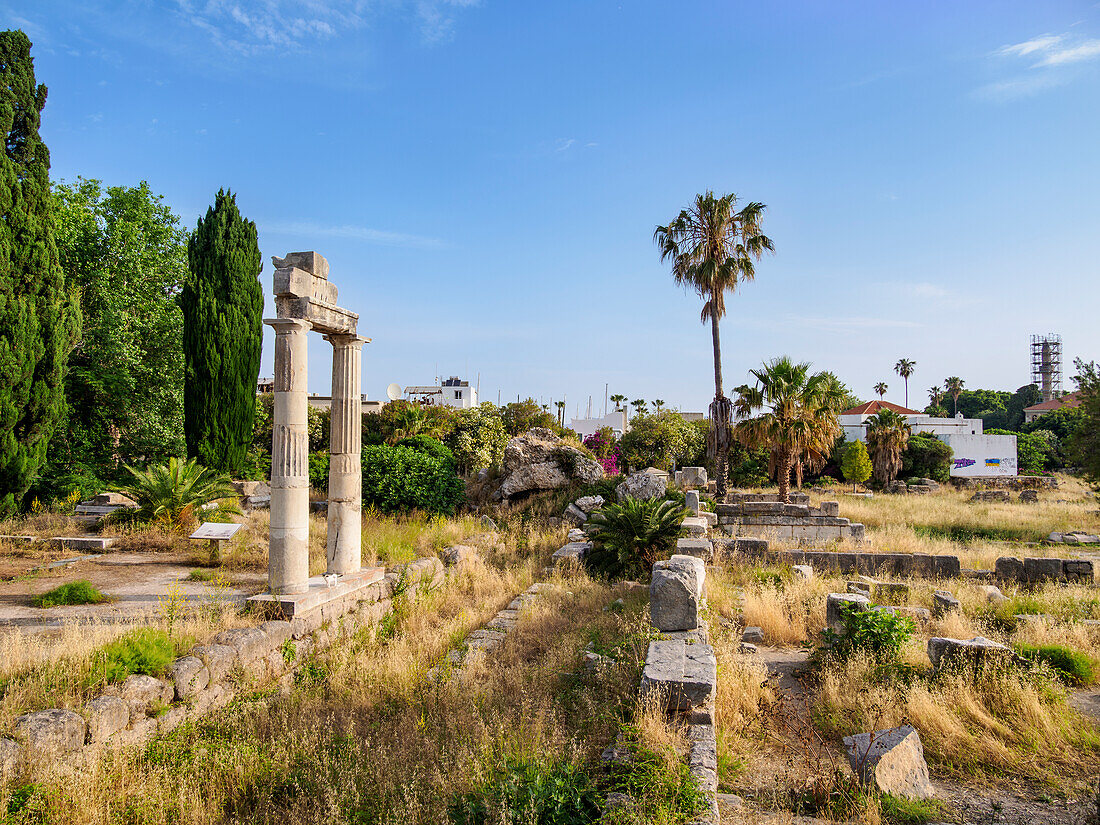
182,190 -> 263,475
360,444 -> 464,515
900,433 -> 952,482
0,31 -> 80,516
989,428 -> 1050,476
50,179 -> 187,479
1006,384 -> 1042,430
894,358 -> 916,408
733,357 -> 845,503
501,398 -> 556,436
952,387 -> 1011,419
1069,359 -> 1100,485
866,408 -> 911,485
445,403 -> 507,474
840,441 -> 872,490
617,411 -> 704,473
584,497 -> 687,581
655,191 -> 774,500
1022,405 -> 1085,440
927,386 -> 943,407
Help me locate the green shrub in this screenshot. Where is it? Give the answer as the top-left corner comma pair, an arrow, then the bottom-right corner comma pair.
361,444 -> 465,515
1014,643 -> 1098,685
605,733 -> 708,821
394,434 -> 455,467
880,792 -> 944,824
88,628 -> 176,685
899,433 -> 952,483
821,604 -> 915,662
584,497 -> 687,581
30,580 -> 108,608
449,757 -> 600,825
308,451 -> 330,491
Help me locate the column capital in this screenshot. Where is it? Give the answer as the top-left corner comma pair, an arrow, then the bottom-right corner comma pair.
323,332 -> 370,349
264,317 -> 313,334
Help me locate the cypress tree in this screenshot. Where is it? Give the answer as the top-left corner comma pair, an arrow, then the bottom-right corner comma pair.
182,190 -> 263,475
0,31 -> 80,516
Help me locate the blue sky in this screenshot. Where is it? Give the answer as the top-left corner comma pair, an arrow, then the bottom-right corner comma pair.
8,0 -> 1100,416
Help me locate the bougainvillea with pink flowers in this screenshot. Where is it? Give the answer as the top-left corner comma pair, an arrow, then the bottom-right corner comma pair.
584,428 -> 621,476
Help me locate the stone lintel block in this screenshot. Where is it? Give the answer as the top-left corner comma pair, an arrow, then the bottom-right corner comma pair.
14,708 -> 86,753
675,538 -> 714,562
274,251 -> 329,279
995,556 -> 1025,582
1064,559 -> 1095,582
1024,557 -> 1065,583
640,640 -> 717,710
681,516 -> 708,536
552,542 -> 591,563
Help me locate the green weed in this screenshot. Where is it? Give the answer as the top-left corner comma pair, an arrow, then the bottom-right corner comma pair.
87,627 -> 176,686
1014,643 -> 1098,685
30,579 -> 107,608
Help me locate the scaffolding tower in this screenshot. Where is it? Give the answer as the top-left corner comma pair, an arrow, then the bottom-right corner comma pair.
1031,334 -> 1063,402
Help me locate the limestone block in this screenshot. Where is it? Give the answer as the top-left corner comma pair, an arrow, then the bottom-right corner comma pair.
121,675 -> 174,721
1064,560 -> 1096,583
157,705 -> 188,736
681,516 -> 708,537
895,606 -> 933,623
1024,557 -> 1065,583
792,564 -> 813,580
552,542 -> 590,565
168,656 -> 210,701
442,544 -> 480,568
927,636 -> 1018,670
0,738 -> 20,775
567,528 -> 586,542
500,462 -> 570,499
111,717 -> 157,750
701,511 -> 717,527
975,584 -> 1008,605
563,503 -> 588,525
843,725 -> 934,800
289,611 -> 323,639
681,467 -> 708,487
260,620 -> 294,646
675,538 -> 713,562
615,471 -> 667,503
819,501 -> 840,517
995,556 -> 1024,582
742,627 -> 764,644
14,709 -> 86,753
733,538 -> 769,556
931,590 -> 959,618
847,580 -> 873,596
640,640 -> 717,710
650,555 -> 706,632
685,490 -> 701,514
212,627 -> 271,666
574,495 -> 605,513
83,695 -> 129,744
192,643 -> 237,685
1019,489 -> 1039,503
826,593 -> 870,633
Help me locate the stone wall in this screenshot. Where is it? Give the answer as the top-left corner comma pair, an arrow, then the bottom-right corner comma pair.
716,499 -> 865,543
0,557 -> 443,774
951,476 -> 1059,490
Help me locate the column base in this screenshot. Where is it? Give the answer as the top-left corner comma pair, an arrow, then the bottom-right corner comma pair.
247,567 -> 384,618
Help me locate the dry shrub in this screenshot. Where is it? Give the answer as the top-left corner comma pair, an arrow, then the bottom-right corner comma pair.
814,652 -> 1100,782
740,577 -> 827,646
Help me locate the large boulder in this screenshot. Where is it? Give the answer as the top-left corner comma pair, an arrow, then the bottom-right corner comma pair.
502,427 -> 561,472
497,429 -> 603,500
843,725 -> 934,800
616,470 -> 668,503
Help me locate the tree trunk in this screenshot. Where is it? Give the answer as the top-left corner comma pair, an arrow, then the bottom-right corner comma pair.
710,302 -> 728,500
778,448 -> 792,503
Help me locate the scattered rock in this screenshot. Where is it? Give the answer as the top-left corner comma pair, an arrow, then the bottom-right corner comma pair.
792,564 -> 813,580
843,725 -> 935,801
932,590 -> 960,618
13,709 -> 86,754
574,495 -> 604,513
563,503 -> 588,525
567,528 -> 586,542
495,428 -> 604,500
1019,489 -> 1039,503
738,642 -> 757,654
0,738 -> 19,775
975,584 -> 1008,605
480,515 -> 497,531
969,490 -> 1011,503
684,490 -> 701,514
120,674 -> 174,719
826,592 -> 870,633
927,636 -> 1020,671
650,555 -> 706,632
168,656 -> 209,700
742,626 -> 764,644
84,695 -> 130,743
681,466 -> 708,488
615,470 -> 668,503
887,481 -> 908,494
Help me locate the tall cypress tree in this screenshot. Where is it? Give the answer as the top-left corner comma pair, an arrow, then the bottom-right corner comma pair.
182,190 -> 263,475
0,31 -> 80,516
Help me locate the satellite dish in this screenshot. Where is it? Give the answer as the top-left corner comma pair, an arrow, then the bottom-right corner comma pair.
386,383 -> 402,401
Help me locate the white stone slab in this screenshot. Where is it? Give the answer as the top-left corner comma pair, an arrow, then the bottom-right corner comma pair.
190,522 -> 243,541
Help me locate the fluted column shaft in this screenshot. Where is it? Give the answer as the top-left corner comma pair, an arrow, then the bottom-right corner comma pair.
265,318 -> 312,595
325,334 -> 366,576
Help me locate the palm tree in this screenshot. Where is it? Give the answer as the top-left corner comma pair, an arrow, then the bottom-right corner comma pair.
116,457 -> 240,532
873,382 -> 888,400
927,386 -> 943,406
732,357 -> 845,503
653,399 -> 665,413
894,358 -> 916,408
865,409 -> 911,485
944,376 -> 965,415
554,400 -> 566,427
584,497 -> 689,581
630,399 -> 648,417
655,191 -> 774,500
610,394 -> 626,412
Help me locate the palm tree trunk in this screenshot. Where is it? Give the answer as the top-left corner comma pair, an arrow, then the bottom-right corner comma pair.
904,378 -> 909,409
709,303 -> 728,500
777,448 -> 792,504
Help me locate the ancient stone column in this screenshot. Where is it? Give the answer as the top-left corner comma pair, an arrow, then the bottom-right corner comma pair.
325,333 -> 366,576
266,318 -> 312,595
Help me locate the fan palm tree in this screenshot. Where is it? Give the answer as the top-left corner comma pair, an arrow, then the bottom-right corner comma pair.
927,386 -> 943,406
894,358 -> 916,408
631,399 -> 648,417
944,376 -> 965,415
116,457 -> 240,532
610,394 -> 626,412
554,400 -> 566,427
655,191 -> 774,500
873,382 -> 888,400
732,357 -> 845,503
653,399 -> 665,413
865,409 -> 911,485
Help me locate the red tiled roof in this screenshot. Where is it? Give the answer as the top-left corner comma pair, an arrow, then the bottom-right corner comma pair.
840,400 -> 922,416
1024,392 -> 1082,413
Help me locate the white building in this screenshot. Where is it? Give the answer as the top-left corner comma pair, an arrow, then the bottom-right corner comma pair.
569,410 -> 629,440
839,400 -> 1017,478
404,377 -> 478,409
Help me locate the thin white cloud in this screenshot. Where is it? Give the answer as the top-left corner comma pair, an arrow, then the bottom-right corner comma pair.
554,138 -> 576,152
784,315 -> 921,333
264,220 -> 444,249
997,34 -> 1064,58
981,31 -> 1100,99
1037,39 -> 1100,66
904,282 -> 951,300
975,73 -> 1064,101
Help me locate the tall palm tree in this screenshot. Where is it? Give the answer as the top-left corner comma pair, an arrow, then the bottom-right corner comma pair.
732,357 -> 845,503
865,409 -> 911,485
610,394 -> 626,412
873,382 -> 888,400
630,399 -> 648,417
927,386 -> 943,406
655,191 -> 774,500
944,376 -> 965,415
653,399 -> 665,413
894,358 -> 916,408
555,400 -> 566,427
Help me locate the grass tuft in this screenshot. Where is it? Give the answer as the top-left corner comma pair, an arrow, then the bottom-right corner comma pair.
30,579 -> 108,608
87,627 -> 178,686
1014,642 -> 1098,685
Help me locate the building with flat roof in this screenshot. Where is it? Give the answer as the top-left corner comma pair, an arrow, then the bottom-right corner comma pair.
404,377 -> 478,409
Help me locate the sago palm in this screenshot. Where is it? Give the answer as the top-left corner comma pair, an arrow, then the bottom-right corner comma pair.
732,357 -> 845,503
865,409 -> 911,485
655,191 -> 774,501
894,358 -> 916,408
116,456 -> 240,531
584,497 -> 688,581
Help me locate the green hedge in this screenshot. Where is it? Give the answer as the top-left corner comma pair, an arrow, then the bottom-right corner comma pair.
362,444 -> 465,515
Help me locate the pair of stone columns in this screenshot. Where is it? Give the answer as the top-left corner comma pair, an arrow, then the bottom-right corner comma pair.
266,319 -> 366,595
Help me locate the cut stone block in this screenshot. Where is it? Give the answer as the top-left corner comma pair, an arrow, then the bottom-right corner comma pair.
742,626 -> 764,644
927,636 -> 1019,671
563,503 -> 588,525
551,541 -> 590,565
1025,557 -> 1064,583
650,555 -> 706,632
995,556 -> 1025,582
843,725 -> 934,801
681,516 -> 708,537
211,627 -> 270,666
13,708 -> 86,753
932,590 -> 960,618
792,564 -> 813,580
826,592 -> 870,633
974,584 -> 1008,604
675,538 -> 713,562
639,640 -> 717,710
1064,559 -> 1096,583
84,695 -> 130,744
685,490 -> 701,514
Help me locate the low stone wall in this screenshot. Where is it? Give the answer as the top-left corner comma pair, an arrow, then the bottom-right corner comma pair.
716,500 -> 865,543
951,476 -> 1059,490
0,557 -> 443,774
